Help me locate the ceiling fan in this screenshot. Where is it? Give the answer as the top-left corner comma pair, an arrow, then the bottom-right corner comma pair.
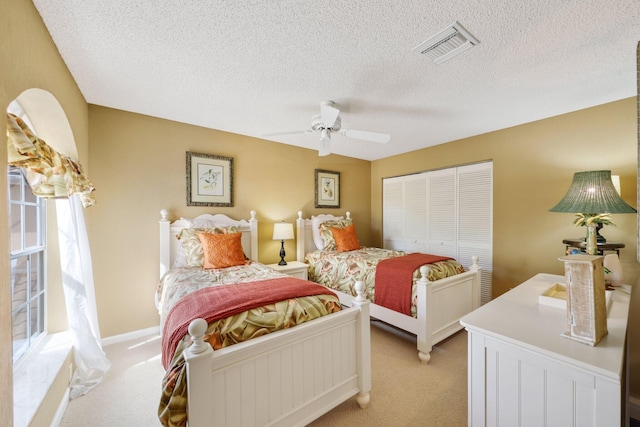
268,101 -> 391,156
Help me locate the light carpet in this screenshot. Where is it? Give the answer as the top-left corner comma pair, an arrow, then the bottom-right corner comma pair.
59,322 -> 467,426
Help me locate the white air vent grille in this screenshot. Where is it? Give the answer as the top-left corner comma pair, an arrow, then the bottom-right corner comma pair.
413,21 -> 479,64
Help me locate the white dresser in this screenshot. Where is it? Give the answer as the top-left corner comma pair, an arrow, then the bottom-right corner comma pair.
460,273 -> 630,427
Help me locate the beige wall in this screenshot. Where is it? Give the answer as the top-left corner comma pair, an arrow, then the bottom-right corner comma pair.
86,106 -> 371,337
371,97 -> 639,298
1,1 -> 90,425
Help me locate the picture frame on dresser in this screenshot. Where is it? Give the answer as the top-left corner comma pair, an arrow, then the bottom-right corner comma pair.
315,169 -> 340,208
186,151 -> 233,206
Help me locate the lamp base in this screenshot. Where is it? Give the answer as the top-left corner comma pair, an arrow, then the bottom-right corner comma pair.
278,240 -> 287,265
595,222 -> 606,243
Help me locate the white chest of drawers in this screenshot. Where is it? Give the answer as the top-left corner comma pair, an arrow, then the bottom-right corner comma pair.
460,273 -> 630,427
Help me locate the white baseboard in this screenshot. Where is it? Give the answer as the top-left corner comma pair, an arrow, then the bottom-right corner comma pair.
101,326 -> 160,347
49,387 -> 70,427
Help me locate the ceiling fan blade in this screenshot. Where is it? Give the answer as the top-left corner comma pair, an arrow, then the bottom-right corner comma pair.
339,129 -> 390,144
261,130 -> 311,137
320,102 -> 340,128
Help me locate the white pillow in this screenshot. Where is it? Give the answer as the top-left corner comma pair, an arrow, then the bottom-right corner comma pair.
311,214 -> 343,250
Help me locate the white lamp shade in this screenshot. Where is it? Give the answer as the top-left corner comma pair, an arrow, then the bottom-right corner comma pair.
273,222 -> 294,240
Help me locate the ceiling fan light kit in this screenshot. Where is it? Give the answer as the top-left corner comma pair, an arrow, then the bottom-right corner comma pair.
265,100 -> 390,156
297,100 -> 391,156
318,129 -> 331,156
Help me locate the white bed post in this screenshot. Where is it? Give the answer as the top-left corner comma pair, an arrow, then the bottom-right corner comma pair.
184,319 -> 214,427
160,209 -> 171,279
249,210 -> 258,261
296,211 -> 305,263
469,255 -> 481,309
351,281 -> 371,408
416,265 -> 434,364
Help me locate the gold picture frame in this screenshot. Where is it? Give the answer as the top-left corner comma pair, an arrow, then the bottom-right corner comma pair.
186,151 -> 233,207
315,169 -> 340,208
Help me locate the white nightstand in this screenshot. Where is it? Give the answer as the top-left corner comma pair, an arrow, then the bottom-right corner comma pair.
267,261 -> 308,280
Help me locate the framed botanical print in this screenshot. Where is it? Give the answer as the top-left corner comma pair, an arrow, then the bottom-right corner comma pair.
186,151 -> 233,207
315,169 -> 340,208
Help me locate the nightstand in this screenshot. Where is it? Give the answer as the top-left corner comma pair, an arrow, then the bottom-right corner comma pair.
267,261 -> 308,280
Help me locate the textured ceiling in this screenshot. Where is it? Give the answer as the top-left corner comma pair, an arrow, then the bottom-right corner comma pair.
32,1 -> 640,161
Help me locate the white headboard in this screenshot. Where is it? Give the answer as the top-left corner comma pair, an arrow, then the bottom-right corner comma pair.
295,211 -> 351,262
159,209 -> 258,278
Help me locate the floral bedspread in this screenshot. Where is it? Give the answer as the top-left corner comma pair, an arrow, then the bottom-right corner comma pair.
305,247 -> 465,317
156,261 -> 285,325
157,263 -> 341,427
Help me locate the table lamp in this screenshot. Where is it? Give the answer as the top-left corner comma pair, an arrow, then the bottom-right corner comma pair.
549,170 -> 636,255
272,222 -> 294,265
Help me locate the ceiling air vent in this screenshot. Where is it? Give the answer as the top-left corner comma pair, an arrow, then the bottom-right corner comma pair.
413,21 -> 479,64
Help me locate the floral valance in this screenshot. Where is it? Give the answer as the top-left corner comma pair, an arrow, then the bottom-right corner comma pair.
7,113 -> 95,207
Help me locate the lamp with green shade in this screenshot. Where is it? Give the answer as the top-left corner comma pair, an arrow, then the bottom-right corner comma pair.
549,170 -> 636,255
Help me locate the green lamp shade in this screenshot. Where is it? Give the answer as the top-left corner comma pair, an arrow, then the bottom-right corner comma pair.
549,170 -> 636,214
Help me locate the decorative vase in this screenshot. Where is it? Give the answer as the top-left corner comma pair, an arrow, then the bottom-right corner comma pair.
585,223 -> 597,255
559,254 -> 607,346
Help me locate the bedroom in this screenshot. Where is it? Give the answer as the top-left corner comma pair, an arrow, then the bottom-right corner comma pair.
1,1 -> 639,426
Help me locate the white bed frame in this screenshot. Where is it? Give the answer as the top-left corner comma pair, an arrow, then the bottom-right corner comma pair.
296,211 -> 481,363
159,210 -> 372,426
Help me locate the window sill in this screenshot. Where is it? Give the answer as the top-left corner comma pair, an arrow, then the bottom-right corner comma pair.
13,331 -> 72,427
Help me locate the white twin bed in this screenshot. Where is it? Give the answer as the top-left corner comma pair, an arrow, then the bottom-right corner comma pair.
155,208 -> 482,426
295,211 -> 481,363
157,210 -> 371,427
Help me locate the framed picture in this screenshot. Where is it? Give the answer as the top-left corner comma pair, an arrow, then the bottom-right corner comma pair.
315,169 -> 340,208
186,151 -> 233,207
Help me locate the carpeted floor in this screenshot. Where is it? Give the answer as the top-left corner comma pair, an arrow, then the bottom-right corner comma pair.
309,321 -> 467,427
59,322 -> 467,426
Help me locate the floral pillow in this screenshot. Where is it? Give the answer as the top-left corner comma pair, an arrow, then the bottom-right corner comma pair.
311,214 -> 343,250
319,218 -> 353,251
175,226 -> 239,267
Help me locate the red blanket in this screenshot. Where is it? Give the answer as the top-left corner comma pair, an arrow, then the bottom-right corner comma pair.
161,277 -> 336,369
375,253 -> 453,316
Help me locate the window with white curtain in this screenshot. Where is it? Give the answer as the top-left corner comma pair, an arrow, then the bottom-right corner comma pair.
8,165 -> 46,363
8,100 -> 47,364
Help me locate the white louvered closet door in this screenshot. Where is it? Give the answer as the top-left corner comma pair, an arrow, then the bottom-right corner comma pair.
382,161 -> 493,304
457,162 -> 493,304
403,174 -> 428,253
427,168 -> 457,258
382,176 -> 405,250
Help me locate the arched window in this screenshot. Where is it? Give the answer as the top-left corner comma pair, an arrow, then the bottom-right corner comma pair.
7,101 -> 47,363
7,90 -> 108,403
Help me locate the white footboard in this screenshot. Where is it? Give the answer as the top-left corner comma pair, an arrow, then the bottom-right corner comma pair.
294,212 -> 482,363
328,257 -> 481,363
184,293 -> 371,426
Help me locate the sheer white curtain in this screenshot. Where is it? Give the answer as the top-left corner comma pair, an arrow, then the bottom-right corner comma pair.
8,112 -> 107,397
56,195 -> 110,398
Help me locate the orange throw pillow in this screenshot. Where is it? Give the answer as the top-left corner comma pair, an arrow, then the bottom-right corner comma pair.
197,232 -> 246,269
331,224 -> 361,252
